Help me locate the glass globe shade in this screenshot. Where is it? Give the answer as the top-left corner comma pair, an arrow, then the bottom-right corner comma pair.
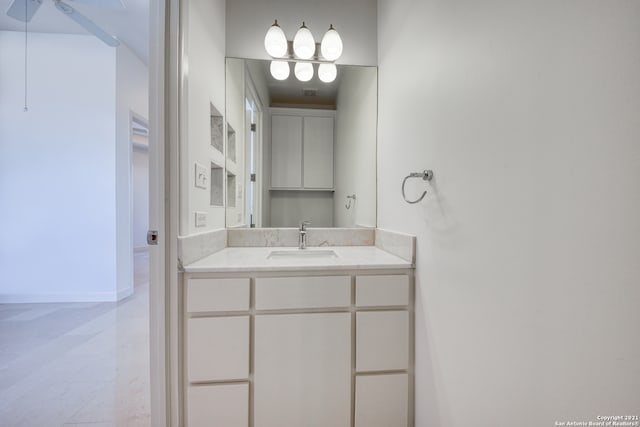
270,61 -> 290,81
318,63 -> 337,83
320,25 -> 343,61
293,22 -> 315,60
294,62 -> 314,82
264,20 -> 288,58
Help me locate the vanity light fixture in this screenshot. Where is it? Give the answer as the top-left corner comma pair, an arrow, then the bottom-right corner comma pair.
294,62 -> 314,82
265,20 -> 342,83
320,24 -> 343,61
318,63 -> 337,83
293,22 -> 316,59
264,20 -> 288,58
270,60 -> 290,80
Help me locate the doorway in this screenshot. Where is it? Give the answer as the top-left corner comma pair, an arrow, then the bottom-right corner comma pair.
131,113 -> 150,294
131,115 -> 150,255
245,77 -> 263,228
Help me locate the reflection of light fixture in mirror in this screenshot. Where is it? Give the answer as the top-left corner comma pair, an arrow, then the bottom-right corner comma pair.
293,22 -> 315,60
320,25 -> 343,61
294,62 -> 314,82
318,63 -> 337,83
270,60 -> 290,80
264,20 -> 288,58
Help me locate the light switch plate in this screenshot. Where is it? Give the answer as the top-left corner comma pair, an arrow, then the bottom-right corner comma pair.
195,211 -> 207,227
195,162 -> 207,189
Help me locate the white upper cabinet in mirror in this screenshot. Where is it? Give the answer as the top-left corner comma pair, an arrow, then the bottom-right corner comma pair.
225,58 -> 377,228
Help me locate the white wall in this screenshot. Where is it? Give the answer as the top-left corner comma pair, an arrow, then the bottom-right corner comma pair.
334,66 -> 377,227
377,1 -> 640,426
0,32 -> 117,302
180,0 -> 226,235
0,32 -> 148,302
226,0 -> 377,66
116,43 -> 149,298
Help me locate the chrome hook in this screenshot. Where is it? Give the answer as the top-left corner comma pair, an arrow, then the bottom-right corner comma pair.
402,170 -> 433,204
345,194 -> 356,210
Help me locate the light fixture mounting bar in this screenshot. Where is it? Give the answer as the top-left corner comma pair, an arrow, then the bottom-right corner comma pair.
274,41 -> 335,63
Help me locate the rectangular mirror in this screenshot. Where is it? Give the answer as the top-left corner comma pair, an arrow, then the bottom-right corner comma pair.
225,58 -> 377,228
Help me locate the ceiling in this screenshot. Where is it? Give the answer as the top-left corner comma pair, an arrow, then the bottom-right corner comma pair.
0,0 -> 149,64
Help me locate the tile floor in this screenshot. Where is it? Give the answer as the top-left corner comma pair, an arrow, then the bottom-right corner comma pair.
0,252 -> 151,427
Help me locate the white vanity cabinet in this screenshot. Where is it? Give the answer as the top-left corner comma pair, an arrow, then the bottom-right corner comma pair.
271,109 -> 335,190
182,270 -> 414,427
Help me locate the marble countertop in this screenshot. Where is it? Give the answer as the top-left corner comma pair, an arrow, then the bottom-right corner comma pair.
183,246 -> 413,273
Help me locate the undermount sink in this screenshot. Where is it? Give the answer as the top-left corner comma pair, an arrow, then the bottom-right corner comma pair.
267,249 -> 338,259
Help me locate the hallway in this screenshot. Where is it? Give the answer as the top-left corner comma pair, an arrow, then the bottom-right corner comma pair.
0,253 -> 151,427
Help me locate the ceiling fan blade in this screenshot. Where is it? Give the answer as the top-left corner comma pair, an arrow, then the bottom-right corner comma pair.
6,0 -> 43,22
69,0 -> 125,11
54,0 -> 120,47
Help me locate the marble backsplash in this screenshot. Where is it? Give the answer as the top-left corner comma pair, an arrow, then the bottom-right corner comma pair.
178,227 -> 416,266
375,228 -> 416,263
227,228 -> 375,247
178,228 -> 227,266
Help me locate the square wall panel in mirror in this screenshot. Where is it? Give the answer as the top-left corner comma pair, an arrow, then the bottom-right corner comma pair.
225,58 -> 377,228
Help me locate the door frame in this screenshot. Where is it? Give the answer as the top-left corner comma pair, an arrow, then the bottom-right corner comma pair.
244,68 -> 264,228
149,0 -> 180,425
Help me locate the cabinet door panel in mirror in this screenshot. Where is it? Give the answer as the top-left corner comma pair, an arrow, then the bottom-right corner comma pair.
303,116 -> 334,189
271,115 -> 302,188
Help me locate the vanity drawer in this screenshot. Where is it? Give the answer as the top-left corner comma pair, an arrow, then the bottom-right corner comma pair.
186,278 -> 250,313
356,275 -> 409,307
187,383 -> 249,427
356,311 -> 409,372
255,276 -> 351,310
187,316 -> 250,382
355,374 -> 408,427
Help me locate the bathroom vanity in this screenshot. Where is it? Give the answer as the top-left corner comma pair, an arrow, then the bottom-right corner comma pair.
180,243 -> 415,427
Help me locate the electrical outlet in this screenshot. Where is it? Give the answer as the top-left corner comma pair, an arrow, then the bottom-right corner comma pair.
194,162 -> 207,189
195,211 -> 207,227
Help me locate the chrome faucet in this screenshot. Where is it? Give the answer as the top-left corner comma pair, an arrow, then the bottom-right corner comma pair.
299,221 -> 310,249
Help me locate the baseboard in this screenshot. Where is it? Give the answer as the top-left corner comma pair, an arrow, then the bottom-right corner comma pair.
0,290 -> 125,303
116,286 -> 134,301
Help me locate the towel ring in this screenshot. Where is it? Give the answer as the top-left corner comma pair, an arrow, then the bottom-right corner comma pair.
402,170 -> 434,204
345,194 -> 356,210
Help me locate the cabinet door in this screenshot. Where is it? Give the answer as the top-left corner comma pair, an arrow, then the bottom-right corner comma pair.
303,116 -> 334,188
271,115 -> 303,188
254,313 -> 351,427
